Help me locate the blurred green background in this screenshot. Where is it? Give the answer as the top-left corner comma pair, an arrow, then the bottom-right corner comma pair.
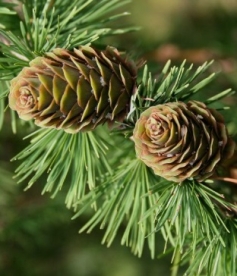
1,0 -> 237,275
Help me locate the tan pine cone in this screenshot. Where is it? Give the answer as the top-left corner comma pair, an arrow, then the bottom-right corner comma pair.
133,101 -> 235,182
9,46 -> 137,133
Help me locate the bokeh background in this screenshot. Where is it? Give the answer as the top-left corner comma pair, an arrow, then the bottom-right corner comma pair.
1,0 -> 237,275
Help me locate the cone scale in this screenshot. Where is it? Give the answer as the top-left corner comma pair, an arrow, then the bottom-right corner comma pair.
9,46 -> 137,133
133,101 -> 235,182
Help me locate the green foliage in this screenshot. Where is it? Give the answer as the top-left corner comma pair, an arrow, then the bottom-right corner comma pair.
7,57 -> 237,275
73,159 -> 159,258
73,157 -> 237,275
183,219 -> 237,276
0,0 -> 135,130
0,1 -> 237,276
146,180 -> 237,276
0,0 -> 135,78
127,61 -> 235,130
0,1 -> 18,30
13,126 -> 113,209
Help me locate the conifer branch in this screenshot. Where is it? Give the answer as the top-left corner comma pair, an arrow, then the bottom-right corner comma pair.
126,61 -> 235,131
12,126 -> 114,208
0,1 -> 236,275
0,0 -> 135,131
73,159 -> 159,258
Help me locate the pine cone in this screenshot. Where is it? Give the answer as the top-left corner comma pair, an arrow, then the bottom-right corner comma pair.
9,46 -> 137,133
133,101 -> 235,182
